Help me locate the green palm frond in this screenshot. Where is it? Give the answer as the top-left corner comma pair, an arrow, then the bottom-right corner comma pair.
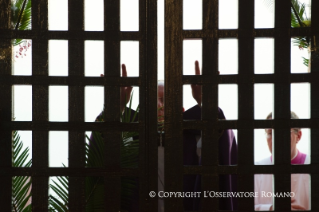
11,0 -> 32,46
12,131 -> 32,212
84,106 -> 140,211
84,131 -> 105,212
49,94 -> 140,211
49,175 -> 69,212
263,0 -> 311,67
291,0 -> 304,26
290,0 -> 311,67
11,0 -> 32,29
302,57 -> 309,67
84,176 -> 105,212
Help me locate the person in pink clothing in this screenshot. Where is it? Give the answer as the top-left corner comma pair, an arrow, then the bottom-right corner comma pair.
254,112 -> 310,211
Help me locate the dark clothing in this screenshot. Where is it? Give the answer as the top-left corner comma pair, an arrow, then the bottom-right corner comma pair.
91,105 -> 238,211
183,105 -> 238,211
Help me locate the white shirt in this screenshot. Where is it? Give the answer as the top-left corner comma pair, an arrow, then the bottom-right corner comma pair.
254,156 -> 310,211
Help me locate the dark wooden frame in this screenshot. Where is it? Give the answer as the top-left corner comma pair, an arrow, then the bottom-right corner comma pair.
165,0 -> 319,211
1,0 -> 319,211
0,0 -> 158,211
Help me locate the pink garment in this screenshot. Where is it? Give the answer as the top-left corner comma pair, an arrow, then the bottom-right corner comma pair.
291,151 -> 307,164
270,151 -> 307,164
254,151 -> 310,211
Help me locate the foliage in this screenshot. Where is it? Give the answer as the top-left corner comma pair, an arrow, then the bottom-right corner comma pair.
290,0 -> 311,67
12,131 -> 32,212
49,167 -> 68,212
264,0 -> 311,67
49,95 -> 140,211
291,0 -> 311,55
302,56 -> 309,67
291,0 -> 310,28
11,0 -> 32,46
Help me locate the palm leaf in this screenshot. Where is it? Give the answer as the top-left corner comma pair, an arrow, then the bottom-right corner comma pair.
302,57 -> 309,67
84,113 -> 139,211
290,0 -> 311,67
12,0 -> 32,28
290,0 -> 309,27
49,95 -> 140,211
11,0 -> 32,46
49,164 -> 69,211
262,0 -> 311,61
12,131 -> 32,212
49,195 -> 68,212
51,178 -> 69,203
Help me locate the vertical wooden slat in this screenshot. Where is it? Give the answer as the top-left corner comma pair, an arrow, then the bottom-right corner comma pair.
31,0 -> 49,211
273,0 -> 291,211
68,85 -> 85,212
68,0 -> 85,211
165,0 -> 183,211
238,0 -> 254,210
201,0 -> 219,211
32,131 -> 49,212
104,1 -> 121,211
311,0 -> 319,211
0,1 -> 12,210
139,0 -> 158,211
0,0 -> 11,30
68,89 -> 85,210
